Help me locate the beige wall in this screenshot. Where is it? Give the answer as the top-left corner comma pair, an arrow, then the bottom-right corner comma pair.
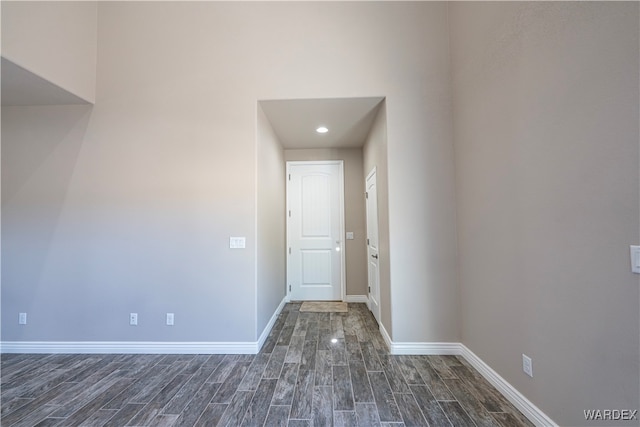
385,3 -> 459,343
256,105 -> 286,338
2,104 -> 95,338
2,2 -> 458,345
284,149 -> 367,297
450,2 -> 640,425
1,1 -> 97,103
363,102 -> 393,334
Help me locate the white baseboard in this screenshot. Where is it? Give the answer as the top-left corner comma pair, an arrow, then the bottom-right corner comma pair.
0,341 -> 258,354
379,324 -> 460,355
1,296 -> 289,355
391,341 -> 462,355
377,328 -> 555,427
379,322 -> 393,351
344,295 -> 368,303
460,344 -> 558,427
257,296 -> 287,350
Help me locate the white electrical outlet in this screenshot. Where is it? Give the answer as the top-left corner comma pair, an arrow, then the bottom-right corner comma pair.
166,313 -> 174,326
630,245 -> 640,273
230,237 -> 246,249
19,312 -> 27,325
130,313 -> 138,326
522,354 -> 533,377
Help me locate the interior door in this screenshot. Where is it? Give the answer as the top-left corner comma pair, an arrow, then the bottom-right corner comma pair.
287,161 -> 344,301
365,167 -> 381,322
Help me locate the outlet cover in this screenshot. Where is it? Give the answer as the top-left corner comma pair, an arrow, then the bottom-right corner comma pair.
130,313 -> 138,326
19,313 -> 27,325
230,237 -> 246,249
166,313 -> 175,326
522,354 -> 533,377
630,245 -> 640,273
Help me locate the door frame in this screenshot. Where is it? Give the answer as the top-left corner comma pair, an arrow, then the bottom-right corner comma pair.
286,160 -> 346,302
365,166 -> 381,322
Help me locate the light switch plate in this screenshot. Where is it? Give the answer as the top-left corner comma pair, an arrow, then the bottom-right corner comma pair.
230,237 -> 246,249
631,245 -> 640,273
522,354 -> 533,377
346,232 -> 354,240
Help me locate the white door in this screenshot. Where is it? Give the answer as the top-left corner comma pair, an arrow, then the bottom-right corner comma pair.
365,168 -> 381,322
287,161 -> 345,301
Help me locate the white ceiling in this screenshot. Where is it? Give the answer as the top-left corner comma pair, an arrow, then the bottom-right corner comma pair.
1,57 -> 90,106
260,97 -> 384,149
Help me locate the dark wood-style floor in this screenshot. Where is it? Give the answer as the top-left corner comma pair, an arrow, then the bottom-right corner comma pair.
1,303 -> 533,426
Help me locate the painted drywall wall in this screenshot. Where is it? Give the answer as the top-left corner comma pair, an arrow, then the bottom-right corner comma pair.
257,105 -> 286,338
1,2 -> 458,346
2,105 -> 94,338
363,102 -> 392,334
1,1 -> 97,103
385,2 -> 459,343
284,148 -> 367,298
450,2 -> 640,425
2,98 -> 257,342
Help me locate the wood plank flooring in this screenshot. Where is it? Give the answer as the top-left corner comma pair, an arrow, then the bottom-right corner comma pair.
1,303 -> 534,426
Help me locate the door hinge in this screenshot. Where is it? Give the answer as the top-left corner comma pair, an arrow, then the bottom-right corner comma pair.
289,210 -> 291,217
367,238 -> 370,245
368,286 -> 371,293
288,174 -> 291,181
289,284 -> 291,292
289,247 -> 291,255
365,192 -> 368,199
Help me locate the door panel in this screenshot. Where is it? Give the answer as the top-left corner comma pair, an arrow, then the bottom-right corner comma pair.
288,162 -> 344,301
301,175 -> 331,237
366,168 -> 381,322
301,250 -> 332,285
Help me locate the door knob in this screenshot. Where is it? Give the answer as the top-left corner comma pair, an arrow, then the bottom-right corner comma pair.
371,254 -> 378,259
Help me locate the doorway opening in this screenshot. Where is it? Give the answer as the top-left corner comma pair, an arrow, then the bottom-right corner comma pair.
257,97 -> 388,323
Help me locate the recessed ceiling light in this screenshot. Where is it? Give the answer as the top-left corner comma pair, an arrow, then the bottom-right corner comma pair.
316,126 -> 329,134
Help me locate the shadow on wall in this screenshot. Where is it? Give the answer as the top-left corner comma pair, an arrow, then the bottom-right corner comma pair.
2,105 -> 93,337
